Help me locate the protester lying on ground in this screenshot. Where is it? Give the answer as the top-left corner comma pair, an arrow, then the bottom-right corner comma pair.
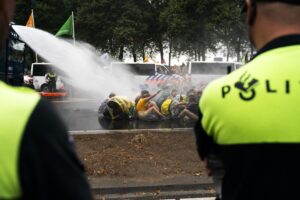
98,92 -> 116,116
170,89 -> 181,102
135,94 -> 141,106
178,91 -> 199,122
195,90 -> 202,102
161,98 -> 184,119
160,88 -> 186,119
136,90 -> 165,121
156,87 -> 171,108
102,96 -> 135,120
161,98 -> 173,118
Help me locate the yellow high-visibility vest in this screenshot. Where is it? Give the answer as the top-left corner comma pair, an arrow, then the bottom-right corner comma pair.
200,45 -> 300,145
0,82 -> 40,199
161,98 -> 172,116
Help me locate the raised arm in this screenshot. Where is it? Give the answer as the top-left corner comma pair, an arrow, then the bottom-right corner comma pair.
143,90 -> 161,103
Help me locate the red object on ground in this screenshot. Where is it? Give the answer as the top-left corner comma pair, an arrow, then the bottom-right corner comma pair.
40,91 -> 67,97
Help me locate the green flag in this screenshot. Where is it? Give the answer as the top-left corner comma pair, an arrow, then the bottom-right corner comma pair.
55,15 -> 73,37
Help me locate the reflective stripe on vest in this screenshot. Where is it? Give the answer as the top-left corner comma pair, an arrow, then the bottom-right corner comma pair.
0,82 -> 40,199
48,73 -> 56,78
200,45 -> 300,145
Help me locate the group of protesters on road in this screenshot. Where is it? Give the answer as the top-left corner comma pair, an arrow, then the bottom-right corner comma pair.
98,86 -> 201,122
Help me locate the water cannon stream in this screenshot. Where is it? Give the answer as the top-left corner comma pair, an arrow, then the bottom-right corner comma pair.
12,25 -> 139,100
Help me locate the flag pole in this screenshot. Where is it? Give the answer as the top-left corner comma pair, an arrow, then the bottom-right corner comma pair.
72,11 -> 76,46
32,9 -> 38,62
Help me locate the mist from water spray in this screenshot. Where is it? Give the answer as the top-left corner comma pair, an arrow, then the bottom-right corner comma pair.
13,25 -> 141,101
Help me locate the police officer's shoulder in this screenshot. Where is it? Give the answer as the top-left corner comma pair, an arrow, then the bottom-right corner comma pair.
200,66 -> 251,107
0,82 -> 40,103
205,62 -> 254,91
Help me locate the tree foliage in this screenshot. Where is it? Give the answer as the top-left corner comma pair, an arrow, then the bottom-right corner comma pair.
14,0 -> 250,63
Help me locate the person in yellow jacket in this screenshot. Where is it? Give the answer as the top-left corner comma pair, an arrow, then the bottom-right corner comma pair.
160,96 -> 184,119
136,90 -> 165,120
195,1 -> 300,200
106,95 -> 135,120
161,98 -> 173,117
0,1 -> 92,199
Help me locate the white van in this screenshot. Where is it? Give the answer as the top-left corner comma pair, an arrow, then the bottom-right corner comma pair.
188,61 -> 243,87
30,63 -> 65,91
110,62 -> 173,87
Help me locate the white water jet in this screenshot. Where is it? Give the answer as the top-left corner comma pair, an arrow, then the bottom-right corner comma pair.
13,25 -> 140,100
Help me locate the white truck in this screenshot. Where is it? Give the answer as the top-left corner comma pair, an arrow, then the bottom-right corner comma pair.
110,62 -> 170,75
30,63 -> 65,91
188,61 -> 243,87
110,62 -> 175,88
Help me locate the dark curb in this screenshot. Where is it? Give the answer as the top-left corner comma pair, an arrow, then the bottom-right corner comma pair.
70,128 -> 194,135
90,176 -> 215,199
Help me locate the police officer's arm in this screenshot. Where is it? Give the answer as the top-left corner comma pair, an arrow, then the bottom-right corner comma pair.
19,98 -> 93,200
194,109 -> 218,176
194,109 -> 217,160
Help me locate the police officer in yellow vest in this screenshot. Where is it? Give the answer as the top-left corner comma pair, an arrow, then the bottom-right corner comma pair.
195,1 -> 300,199
0,0 -> 92,199
45,71 -> 57,92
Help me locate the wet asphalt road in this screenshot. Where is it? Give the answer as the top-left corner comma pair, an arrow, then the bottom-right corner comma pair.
51,99 -> 194,131
52,99 -> 101,131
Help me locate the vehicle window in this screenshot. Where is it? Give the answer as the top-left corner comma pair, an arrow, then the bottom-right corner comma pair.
111,63 -> 155,76
156,65 -> 169,74
191,62 -> 234,75
32,64 -> 52,76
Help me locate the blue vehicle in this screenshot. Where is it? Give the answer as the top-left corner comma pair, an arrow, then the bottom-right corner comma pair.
0,24 -> 25,86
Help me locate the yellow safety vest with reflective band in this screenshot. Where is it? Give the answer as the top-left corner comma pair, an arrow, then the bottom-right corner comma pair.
0,82 -> 40,199
161,98 -> 172,116
200,45 -> 300,145
110,96 -> 134,115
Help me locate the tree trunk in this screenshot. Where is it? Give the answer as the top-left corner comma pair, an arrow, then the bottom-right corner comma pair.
168,39 -> 172,67
201,47 -> 206,61
226,44 -> 230,61
194,49 -> 197,61
142,45 -> 145,62
158,41 -> 164,64
132,46 -> 137,62
118,46 -> 124,61
236,37 -> 241,62
109,38 -> 114,56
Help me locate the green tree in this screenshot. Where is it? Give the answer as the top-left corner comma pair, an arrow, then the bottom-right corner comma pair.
148,0 -> 169,63
113,0 -> 151,62
14,0 -> 249,63
76,0 -> 124,58
161,0 -> 220,62
213,0 -> 248,61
